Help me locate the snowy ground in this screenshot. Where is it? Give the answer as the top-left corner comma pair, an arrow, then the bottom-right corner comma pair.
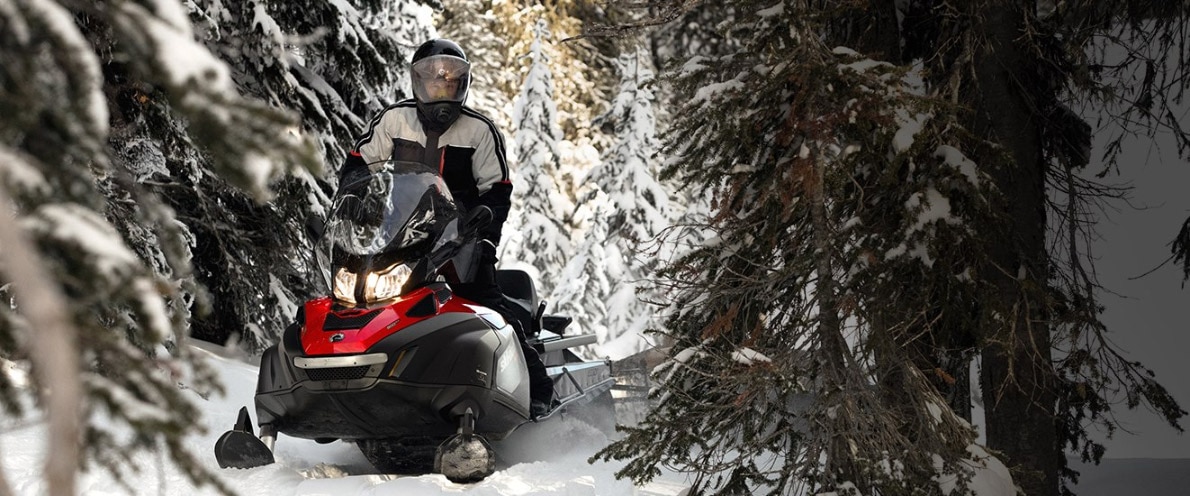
0,343 -> 691,496
1,342 -> 1186,495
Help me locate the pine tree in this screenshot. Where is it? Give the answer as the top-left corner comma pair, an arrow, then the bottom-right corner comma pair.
1,0 -> 436,492
552,48 -> 671,357
598,1 -> 1188,495
0,0 -> 324,493
596,4 -> 988,493
440,0 -> 611,145
502,19 -> 573,295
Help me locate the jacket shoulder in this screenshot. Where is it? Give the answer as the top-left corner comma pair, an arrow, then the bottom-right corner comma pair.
456,106 -> 504,138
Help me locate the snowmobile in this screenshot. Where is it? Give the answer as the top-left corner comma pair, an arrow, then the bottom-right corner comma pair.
213,160 -> 615,482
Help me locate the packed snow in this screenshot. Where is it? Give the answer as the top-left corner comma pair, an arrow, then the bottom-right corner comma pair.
0,324 -> 1183,496
0,342 -> 691,496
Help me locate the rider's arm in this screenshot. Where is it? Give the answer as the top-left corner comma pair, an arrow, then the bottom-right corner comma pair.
472,125 -> 512,246
340,107 -> 400,181
340,151 -> 368,183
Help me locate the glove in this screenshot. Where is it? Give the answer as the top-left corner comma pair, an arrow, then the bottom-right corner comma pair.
479,239 -> 499,265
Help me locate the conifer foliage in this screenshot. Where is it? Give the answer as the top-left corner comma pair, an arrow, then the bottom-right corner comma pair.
439,0 -> 612,143
0,0 -> 432,492
597,1 -> 1189,495
0,0 -> 318,492
502,19 -> 573,294
552,48 -> 670,356
595,4 -> 990,493
434,0 -> 508,121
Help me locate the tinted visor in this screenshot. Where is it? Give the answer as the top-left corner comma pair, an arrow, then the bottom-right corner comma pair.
412,55 -> 471,103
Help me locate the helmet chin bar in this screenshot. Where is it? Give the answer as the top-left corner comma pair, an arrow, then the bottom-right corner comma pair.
419,101 -> 461,129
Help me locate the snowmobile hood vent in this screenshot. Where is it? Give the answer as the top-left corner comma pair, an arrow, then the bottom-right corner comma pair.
324,309 -> 381,330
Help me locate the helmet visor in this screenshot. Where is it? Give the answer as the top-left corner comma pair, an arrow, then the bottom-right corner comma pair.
412,55 -> 471,103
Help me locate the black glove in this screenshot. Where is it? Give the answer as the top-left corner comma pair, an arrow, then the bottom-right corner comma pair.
479,239 -> 499,265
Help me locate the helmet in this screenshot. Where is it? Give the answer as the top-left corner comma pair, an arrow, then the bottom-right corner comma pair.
410,39 -> 470,129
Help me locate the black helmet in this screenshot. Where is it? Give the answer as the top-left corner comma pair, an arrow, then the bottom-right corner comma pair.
410,39 -> 470,130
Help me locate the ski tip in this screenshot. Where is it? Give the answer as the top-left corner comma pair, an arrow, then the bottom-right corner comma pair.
233,406 -> 254,435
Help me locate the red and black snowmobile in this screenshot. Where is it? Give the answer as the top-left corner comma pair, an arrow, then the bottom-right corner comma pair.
213,160 -> 614,482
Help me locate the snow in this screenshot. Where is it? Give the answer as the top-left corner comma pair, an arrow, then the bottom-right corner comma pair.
838,58 -> 893,75
132,276 -> 173,342
677,56 -> 709,77
905,187 -> 957,233
0,147 -> 48,194
26,0 -> 108,138
934,145 -> 982,186
0,344 -> 692,496
756,3 -> 784,18
26,204 -> 140,278
933,445 -> 1015,496
731,348 -> 772,365
832,47 -> 861,57
147,0 -> 193,31
691,79 -> 744,108
892,109 -> 928,153
125,1 -> 233,94
241,151 -> 278,197
670,346 -> 701,365
251,2 -> 283,42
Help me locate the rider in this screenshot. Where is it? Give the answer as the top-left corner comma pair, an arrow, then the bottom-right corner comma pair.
339,38 -> 556,417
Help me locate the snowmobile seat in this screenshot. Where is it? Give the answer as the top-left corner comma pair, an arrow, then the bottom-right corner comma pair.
495,269 -> 536,307
495,269 -> 541,336
495,269 -> 572,337
542,315 -> 571,334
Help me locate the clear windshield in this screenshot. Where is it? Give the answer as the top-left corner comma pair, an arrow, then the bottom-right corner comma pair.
319,161 -> 460,282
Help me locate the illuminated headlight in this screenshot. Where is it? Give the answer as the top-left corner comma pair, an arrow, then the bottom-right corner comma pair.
366,263 -> 412,301
332,264 -> 411,304
333,268 -> 357,302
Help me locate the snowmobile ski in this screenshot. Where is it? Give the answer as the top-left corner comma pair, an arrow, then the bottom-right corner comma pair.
213,407 -> 275,469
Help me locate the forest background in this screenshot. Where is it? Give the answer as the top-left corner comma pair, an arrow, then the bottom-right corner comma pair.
0,1 -> 1188,495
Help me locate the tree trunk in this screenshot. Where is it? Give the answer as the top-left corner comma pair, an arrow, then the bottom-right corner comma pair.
945,355 -> 973,422
969,3 -> 1060,495
0,188 -> 81,496
807,146 -> 855,484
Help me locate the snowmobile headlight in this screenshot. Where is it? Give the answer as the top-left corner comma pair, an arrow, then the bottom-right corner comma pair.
333,268 -> 357,303
366,263 -> 412,302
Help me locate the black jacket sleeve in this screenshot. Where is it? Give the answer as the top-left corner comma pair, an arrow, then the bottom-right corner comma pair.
339,150 -> 369,185
476,181 -> 512,245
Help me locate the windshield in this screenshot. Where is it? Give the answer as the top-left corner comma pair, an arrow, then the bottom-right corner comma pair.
320,160 -> 460,280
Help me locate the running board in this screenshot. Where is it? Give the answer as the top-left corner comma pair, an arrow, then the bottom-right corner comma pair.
528,366 -> 615,423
